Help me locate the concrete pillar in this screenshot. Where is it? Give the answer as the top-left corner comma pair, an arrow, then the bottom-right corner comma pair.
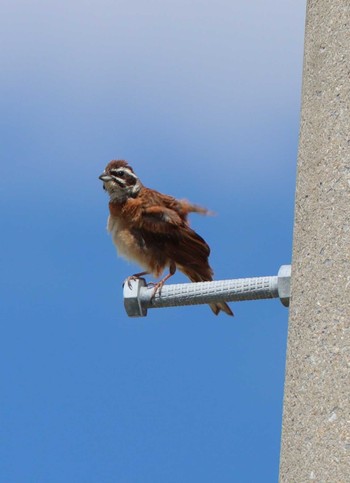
279,1 -> 350,481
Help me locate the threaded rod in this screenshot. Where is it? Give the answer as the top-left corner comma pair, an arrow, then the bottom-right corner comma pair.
123,265 -> 290,317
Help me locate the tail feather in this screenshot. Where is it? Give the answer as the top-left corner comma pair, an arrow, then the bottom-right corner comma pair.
171,226 -> 233,317
210,302 -> 234,317
181,267 -> 234,317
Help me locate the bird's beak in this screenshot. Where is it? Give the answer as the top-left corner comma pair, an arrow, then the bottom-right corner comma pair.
99,173 -> 113,182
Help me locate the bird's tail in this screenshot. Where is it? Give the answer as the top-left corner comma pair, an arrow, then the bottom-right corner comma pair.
182,267 -> 234,317
209,302 -> 234,317
175,228 -> 233,317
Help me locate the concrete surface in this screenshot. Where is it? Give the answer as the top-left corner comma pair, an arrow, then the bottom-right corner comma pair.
279,1 -> 350,481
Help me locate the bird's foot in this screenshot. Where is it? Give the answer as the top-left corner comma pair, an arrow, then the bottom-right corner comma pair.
147,280 -> 166,300
147,269 -> 175,301
123,271 -> 149,289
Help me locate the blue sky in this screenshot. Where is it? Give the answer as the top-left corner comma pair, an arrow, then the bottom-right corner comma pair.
1,1 -> 306,481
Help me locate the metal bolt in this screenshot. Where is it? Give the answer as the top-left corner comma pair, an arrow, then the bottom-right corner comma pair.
123,265 -> 291,317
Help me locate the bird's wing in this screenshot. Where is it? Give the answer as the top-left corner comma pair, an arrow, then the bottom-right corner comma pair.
123,193 -> 213,280
141,188 -> 210,221
177,199 -> 212,216
140,205 -> 212,278
141,206 -> 184,233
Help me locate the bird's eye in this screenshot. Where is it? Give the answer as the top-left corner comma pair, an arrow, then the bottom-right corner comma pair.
111,170 -> 125,177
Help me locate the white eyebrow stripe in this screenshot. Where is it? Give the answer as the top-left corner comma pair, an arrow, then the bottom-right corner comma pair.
126,170 -> 137,179
122,168 -> 137,179
110,167 -> 138,179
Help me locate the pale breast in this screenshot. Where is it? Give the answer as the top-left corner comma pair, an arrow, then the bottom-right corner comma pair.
107,215 -> 151,271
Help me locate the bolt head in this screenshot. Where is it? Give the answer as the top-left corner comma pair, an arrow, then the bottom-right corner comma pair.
278,265 -> 291,307
123,278 -> 148,317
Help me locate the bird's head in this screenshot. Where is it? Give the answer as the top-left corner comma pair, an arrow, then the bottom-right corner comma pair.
99,160 -> 142,202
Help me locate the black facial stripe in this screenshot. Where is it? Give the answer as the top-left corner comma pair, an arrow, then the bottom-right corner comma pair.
110,173 -> 137,186
111,169 -> 125,177
127,175 -> 137,185
112,177 -> 127,187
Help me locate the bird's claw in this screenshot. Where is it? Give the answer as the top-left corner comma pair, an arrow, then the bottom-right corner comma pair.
147,281 -> 165,301
127,277 -> 135,289
123,272 -> 149,289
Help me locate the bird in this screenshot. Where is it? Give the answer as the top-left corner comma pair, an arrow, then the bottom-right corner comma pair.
99,159 -> 233,316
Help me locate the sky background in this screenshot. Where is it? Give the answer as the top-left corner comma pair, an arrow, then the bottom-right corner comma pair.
1,1 -> 306,481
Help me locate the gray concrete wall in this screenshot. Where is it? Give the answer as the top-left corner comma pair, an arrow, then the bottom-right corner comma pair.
279,1 -> 350,481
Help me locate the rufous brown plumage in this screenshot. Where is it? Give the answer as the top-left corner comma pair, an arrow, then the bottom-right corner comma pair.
99,160 -> 233,316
